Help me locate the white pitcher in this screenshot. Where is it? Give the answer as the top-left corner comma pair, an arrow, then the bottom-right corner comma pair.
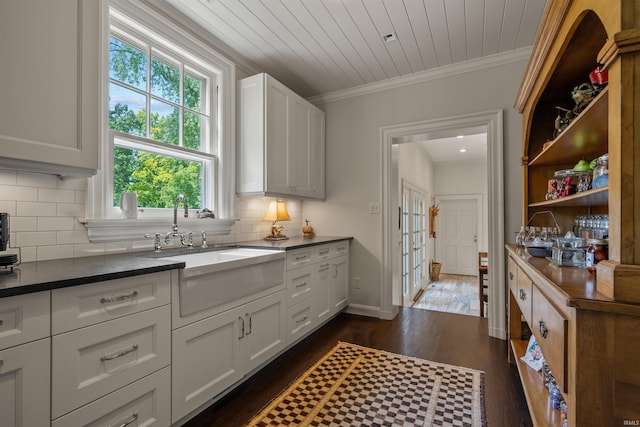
119,192 -> 138,219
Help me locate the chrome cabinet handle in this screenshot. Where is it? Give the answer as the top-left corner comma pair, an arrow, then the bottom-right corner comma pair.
295,255 -> 307,261
539,320 -> 548,339
509,272 -> 514,280
239,316 -> 245,340
246,314 -> 252,335
296,316 -> 308,324
295,281 -> 308,288
100,344 -> 138,362
0,319 -> 3,326
116,413 -> 139,427
100,291 -> 138,304
319,263 -> 330,269
319,249 -> 329,255
519,289 -> 526,300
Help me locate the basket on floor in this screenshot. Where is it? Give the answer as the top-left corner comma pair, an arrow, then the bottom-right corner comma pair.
430,260 -> 442,281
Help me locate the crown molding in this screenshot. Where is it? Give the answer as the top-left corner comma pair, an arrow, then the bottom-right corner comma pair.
307,47 -> 533,105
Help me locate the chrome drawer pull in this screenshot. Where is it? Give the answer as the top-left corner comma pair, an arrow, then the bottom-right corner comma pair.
519,289 -> 526,300
100,291 -> 138,304
336,246 -> 346,251
116,413 -> 139,427
246,313 -> 252,335
100,344 -> 139,362
0,319 -> 3,326
295,255 -> 307,261
319,250 -> 329,255
295,281 -> 308,288
320,263 -> 330,269
239,316 -> 245,340
296,316 -> 308,324
539,320 -> 548,339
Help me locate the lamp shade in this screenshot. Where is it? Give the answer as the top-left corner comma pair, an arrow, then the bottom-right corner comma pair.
263,200 -> 290,222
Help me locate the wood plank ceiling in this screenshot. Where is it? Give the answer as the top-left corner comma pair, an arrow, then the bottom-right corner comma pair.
162,0 -> 548,98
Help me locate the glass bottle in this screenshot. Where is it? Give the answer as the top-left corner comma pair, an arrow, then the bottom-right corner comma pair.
516,226 -> 526,247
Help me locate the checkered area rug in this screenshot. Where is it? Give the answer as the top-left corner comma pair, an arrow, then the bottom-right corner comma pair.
247,342 -> 486,426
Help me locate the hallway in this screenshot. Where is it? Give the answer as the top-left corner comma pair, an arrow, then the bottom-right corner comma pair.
412,274 -> 481,317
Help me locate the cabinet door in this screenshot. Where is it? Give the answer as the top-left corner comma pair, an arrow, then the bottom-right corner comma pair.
314,260 -> 332,324
0,291 -> 50,351
0,0 -> 101,176
172,307 -> 243,423
0,338 -> 50,427
290,96 -> 314,197
311,107 -> 326,199
265,77 -> 293,195
330,255 -> 349,314
243,291 -> 286,373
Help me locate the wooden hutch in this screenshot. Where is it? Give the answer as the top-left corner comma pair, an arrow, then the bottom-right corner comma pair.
509,0 -> 640,426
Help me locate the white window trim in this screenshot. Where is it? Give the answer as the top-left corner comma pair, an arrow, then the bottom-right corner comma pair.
84,0 -> 237,242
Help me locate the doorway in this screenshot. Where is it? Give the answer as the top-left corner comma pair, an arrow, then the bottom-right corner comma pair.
435,195 -> 482,276
380,110 -> 506,339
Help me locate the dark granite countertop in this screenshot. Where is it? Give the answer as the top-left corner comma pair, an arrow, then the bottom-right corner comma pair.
0,253 -> 184,298
0,236 -> 352,298
235,235 -> 352,250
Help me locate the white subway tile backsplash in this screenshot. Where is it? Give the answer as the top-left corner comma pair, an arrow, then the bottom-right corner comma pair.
37,244 -> 74,261
38,188 -> 75,203
2,169 -> 307,261
57,230 -> 90,245
38,217 -> 75,231
0,184 -> 38,201
0,170 -> 17,185
17,201 -> 57,217
56,203 -> 85,217
17,231 -> 57,247
17,171 -> 58,188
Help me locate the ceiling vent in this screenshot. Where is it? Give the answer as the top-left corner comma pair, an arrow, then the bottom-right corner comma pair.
382,33 -> 397,43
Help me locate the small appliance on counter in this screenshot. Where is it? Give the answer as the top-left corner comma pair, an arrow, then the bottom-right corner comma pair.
0,213 -> 21,271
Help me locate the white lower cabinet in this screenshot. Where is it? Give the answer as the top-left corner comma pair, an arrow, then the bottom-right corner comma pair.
51,367 -> 171,427
0,337 -> 51,427
172,290 -> 286,423
52,305 -> 171,419
331,255 -> 349,313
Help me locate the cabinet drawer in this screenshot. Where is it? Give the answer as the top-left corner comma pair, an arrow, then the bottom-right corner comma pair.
287,300 -> 314,345
315,244 -> 332,260
514,268 -> 533,325
287,247 -> 314,270
507,257 -> 517,294
332,240 -> 349,257
52,305 -> 171,418
531,286 -> 568,393
52,366 -> 170,427
286,265 -> 314,306
52,271 -> 171,334
0,291 -> 50,350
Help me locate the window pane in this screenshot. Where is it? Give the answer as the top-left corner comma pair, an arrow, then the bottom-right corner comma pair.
151,57 -> 179,103
109,83 -> 147,136
150,99 -> 179,145
113,146 -> 202,209
184,111 -> 204,150
109,37 -> 146,91
184,72 -> 203,112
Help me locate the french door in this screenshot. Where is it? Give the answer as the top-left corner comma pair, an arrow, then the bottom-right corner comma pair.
401,181 -> 428,306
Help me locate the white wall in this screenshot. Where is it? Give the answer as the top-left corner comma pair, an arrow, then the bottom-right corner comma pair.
435,159 -> 488,251
303,59 -> 526,313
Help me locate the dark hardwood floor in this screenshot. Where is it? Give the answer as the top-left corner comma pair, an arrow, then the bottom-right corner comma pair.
183,307 -> 532,426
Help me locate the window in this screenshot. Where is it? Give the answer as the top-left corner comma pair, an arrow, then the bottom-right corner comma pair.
88,1 -> 235,225
108,33 -> 213,211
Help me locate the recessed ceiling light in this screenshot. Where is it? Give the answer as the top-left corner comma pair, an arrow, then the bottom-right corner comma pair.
459,148 -> 467,153
456,135 -> 464,139
382,33 -> 397,43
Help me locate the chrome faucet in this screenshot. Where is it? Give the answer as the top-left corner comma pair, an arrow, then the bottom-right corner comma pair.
173,194 -> 189,233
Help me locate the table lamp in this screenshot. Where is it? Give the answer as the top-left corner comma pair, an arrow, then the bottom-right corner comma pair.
263,200 -> 291,240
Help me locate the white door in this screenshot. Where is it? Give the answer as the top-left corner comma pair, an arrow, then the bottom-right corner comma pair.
401,182 -> 429,306
436,197 -> 479,276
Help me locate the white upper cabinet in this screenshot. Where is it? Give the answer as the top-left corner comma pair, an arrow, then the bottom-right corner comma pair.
0,0 -> 103,176
238,73 -> 325,199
